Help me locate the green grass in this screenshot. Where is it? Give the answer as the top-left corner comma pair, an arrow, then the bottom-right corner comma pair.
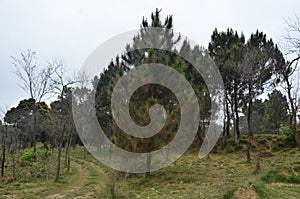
0,135 -> 300,198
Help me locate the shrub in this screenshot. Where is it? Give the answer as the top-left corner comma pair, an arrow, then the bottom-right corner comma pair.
276,126 -> 295,142
20,148 -> 36,161
147,97 -> 157,106
20,143 -> 49,161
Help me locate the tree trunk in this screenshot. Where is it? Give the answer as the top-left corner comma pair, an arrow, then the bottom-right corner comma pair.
1,125 -> 7,177
56,126 -> 65,180
65,134 -> 72,173
247,93 -> 253,136
65,136 -> 69,166
33,106 -> 37,160
1,143 -> 5,177
231,101 -> 238,144
225,96 -> 230,137
233,80 -> 240,137
286,78 -> 300,153
246,135 -> 251,163
222,93 -> 227,149
65,115 -> 73,173
246,84 -> 253,162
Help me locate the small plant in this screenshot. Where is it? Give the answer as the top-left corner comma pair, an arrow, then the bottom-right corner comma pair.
253,180 -> 269,198
261,170 -> 300,184
276,126 -> 295,142
20,143 -> 50,162
147,97 -> 157,106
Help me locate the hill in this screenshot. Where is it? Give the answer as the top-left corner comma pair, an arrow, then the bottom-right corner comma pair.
0,134 -> 300,199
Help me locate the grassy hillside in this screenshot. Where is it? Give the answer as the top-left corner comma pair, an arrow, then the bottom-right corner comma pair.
1,134 -> 300,199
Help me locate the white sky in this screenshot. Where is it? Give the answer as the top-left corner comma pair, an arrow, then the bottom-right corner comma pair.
0,0 -> 299,114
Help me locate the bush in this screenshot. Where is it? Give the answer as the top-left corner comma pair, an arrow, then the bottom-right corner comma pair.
20,148 -> 35,161
276,126 -> 295,142
147,97 -> 157,105
20,143 -> 50,161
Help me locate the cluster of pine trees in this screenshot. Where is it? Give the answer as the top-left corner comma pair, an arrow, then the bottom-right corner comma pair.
1,9 -> 300,179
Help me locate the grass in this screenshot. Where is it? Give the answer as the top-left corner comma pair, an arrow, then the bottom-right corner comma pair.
0,135 -> 300,198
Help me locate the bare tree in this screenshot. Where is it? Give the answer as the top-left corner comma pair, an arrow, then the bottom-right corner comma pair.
72,70 -> 90,158
281,14 -> 300,153
49,59 -> 77,179
12,50 -> 55,101
12,50 -> 55,155
284,15 -> 300,55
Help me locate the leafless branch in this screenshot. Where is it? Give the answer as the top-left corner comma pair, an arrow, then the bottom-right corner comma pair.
48,59 -> 81,96
12,50 -> 55,102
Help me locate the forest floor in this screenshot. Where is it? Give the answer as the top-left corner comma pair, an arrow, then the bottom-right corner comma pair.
0,150 -> 109,198
1,134 -> 300,199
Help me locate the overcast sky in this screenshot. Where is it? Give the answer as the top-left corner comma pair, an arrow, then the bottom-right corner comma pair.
0,0 -> 299,114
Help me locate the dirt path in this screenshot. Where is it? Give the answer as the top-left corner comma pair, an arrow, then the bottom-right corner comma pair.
44,156 -> 107,199
0,156 -> 107,199
45,160 -> 90,199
